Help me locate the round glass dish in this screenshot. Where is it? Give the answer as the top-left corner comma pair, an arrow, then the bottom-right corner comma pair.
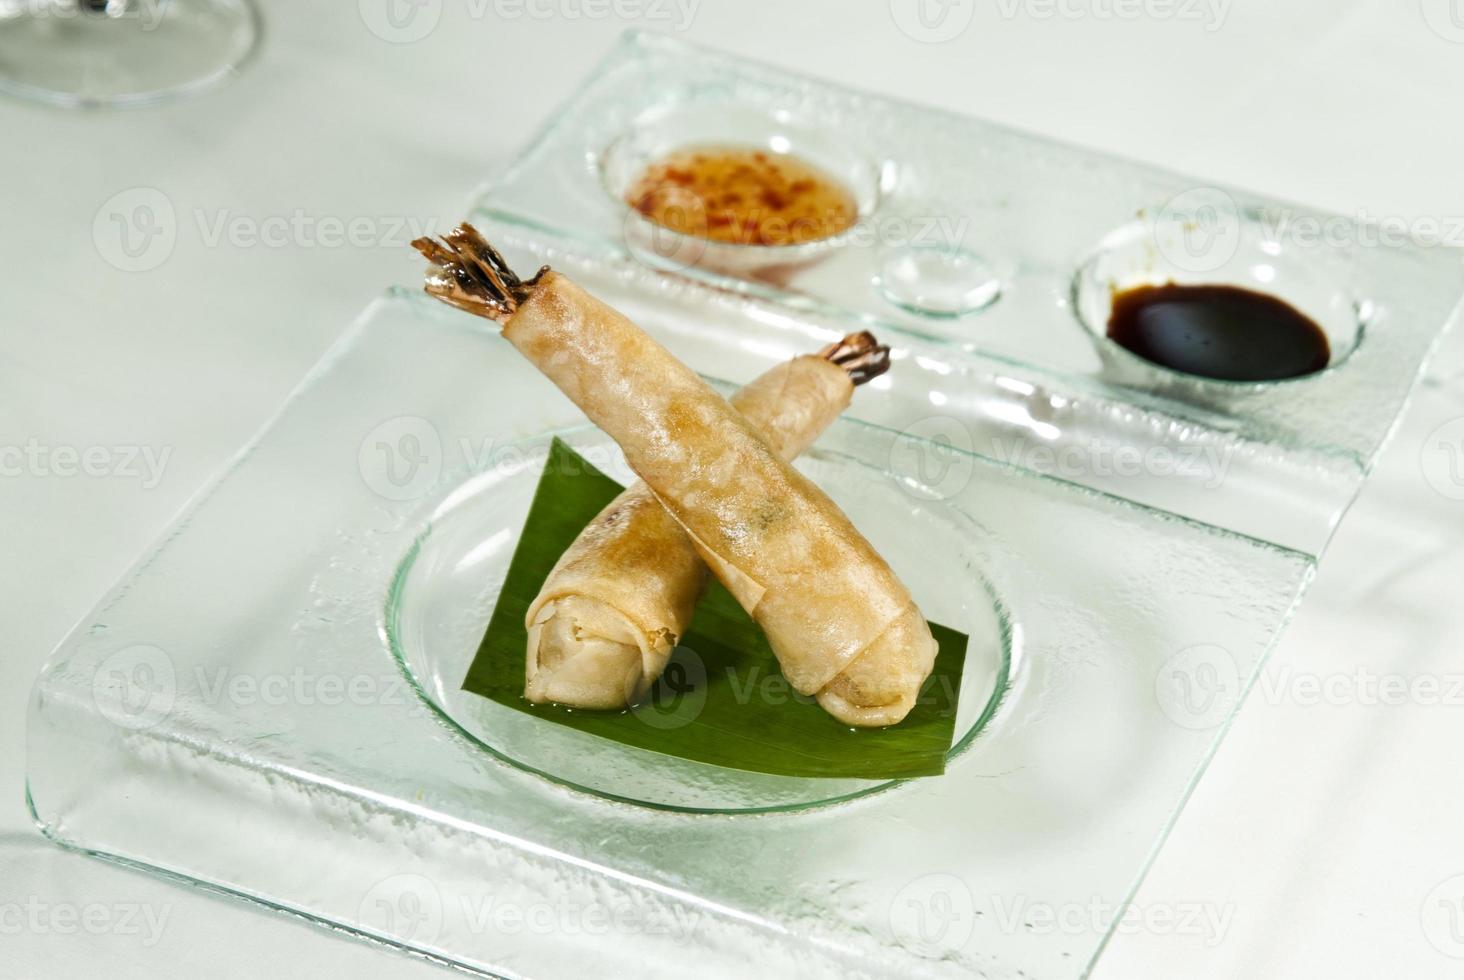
1071,206 -> 1368,393
385,427 -> 1011,815
599,104 -> 885,281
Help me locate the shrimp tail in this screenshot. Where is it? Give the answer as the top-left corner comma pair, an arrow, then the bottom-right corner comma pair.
412,224 -> 548,322
818,330 -> 891,386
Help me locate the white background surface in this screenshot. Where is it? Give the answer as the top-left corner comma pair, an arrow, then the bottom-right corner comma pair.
3,1 -> 1464,977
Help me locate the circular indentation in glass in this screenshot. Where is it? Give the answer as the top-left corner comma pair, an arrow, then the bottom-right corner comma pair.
1072,206 -> 1367,387
876,244 -> 1003,318
385,428 -> 1011,814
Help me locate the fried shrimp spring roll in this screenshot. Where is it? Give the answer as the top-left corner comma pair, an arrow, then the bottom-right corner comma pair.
523,333 -> 890,709
414,226 -> 940,726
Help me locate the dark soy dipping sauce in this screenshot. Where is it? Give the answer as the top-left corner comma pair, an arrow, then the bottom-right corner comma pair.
1107,283 -> 1332,382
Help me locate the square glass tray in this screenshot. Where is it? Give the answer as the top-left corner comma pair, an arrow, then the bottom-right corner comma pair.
29,291 -> 1313,980
472,31 -> 1464,554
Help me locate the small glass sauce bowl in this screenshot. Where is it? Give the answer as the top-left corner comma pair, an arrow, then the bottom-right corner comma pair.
1071,203 -> 1367,393
600,104 -> 883,282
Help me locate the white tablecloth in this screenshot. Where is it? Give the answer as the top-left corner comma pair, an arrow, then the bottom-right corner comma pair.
3,2 -> 1463,976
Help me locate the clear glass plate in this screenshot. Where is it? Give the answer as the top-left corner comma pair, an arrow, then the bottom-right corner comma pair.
28,291 -> 1313,980
385,424 -> 1012,813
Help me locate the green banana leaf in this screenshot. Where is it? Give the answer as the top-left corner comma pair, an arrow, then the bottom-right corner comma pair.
462,438 -> 968,779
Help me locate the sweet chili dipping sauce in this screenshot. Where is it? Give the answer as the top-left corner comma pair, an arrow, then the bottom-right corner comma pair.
625,144 -> 858,247
1107,282 -> 1331,382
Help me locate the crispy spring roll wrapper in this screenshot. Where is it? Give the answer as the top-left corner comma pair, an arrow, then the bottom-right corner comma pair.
525,336 -> 887,709
414,227 -> 939,726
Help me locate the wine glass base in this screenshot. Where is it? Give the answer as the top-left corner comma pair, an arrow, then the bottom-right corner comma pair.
0,0 -> 260,109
